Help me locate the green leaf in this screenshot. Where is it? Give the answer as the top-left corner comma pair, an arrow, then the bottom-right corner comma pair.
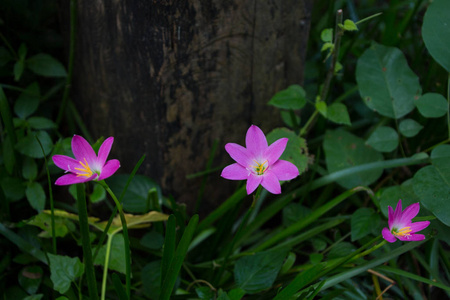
13,44 -> 27,81
356,42 -> 421,119
351,208 -> 380,241
327,242 -> 357,259
315,101 -> 327,117
23,295 -> 44,300
26,54 -> 67,77
321,28 -> 333,43
399,119 -> 423,137
323,129 -> 384,189
26,182 -> 46,212
366,126 -> 399,152
321,42 -> 334,52
268,85 -> 307,110
379,179 -> 420,218
3,137 -> 15,174
196,286 -> 215,299
266,128 -> 309,176
415,93 -> 448,118
342,19 -> 358,31
48,253 -> 84,294
94,234 -> 126,274
22,157 -> 38,180
228,288 -> 245,300
327,103 -> 351,125
14,82 -> 40,119
107,175 -> 163,213
89,184 -> 106,203
25,211 -> 75,238
15,131 -> 53,158
413,145 -> 450,226
422,0 -> 450,72
282,203 -> 311,227
0,176 -> 25,201
142,260 -> 163,299
18,266 -> 43,294
280,110 -> 300,128
27,117 -> 58,129
234,248 -> 288,294
140,230 -> 164,250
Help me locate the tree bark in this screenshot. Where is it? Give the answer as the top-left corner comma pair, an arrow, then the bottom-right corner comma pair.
66,0 -> 312,212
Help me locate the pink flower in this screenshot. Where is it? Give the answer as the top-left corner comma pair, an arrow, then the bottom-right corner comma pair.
52,135 -> 120,185
382,199 -> 430,243
221,125 -> 299,194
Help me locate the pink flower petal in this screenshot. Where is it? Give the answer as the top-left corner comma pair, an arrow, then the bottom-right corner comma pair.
261,171 -> 281,194
52,155 -> 80,172
225,143 -> 254,167
97,137 -> 114,168
98,159 -> 120,180
221,163 -> 249,180
245,125 -> 268,158
246,174 -> 262,195
55,173 -> 96,186
388,205 -> 395,229
393,199 -> 403,223
71,135 -> 97,164
382,227 -> 397,243
397,233 -> 425,242
408,221 -> 430,233
400,202 -> 420,224
270,160 -> 299,181
264,138 -> 288,166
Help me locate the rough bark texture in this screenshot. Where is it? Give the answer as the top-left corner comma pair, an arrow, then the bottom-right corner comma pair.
67,0 -> 312,213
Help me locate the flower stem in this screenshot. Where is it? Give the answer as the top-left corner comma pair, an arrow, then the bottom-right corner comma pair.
99,181 -> 131,299
101,234 -> 114,300
76,183 -> 99,300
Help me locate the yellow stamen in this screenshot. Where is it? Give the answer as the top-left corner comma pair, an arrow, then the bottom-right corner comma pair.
393,226 -> 412,237
74,158 -> 94,178
251,160 -> 268,175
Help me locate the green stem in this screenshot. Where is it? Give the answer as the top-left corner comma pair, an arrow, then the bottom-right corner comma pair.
76,184 -> 99,300
56,0 -> 77,126
99,181 -> 131,299
101,234 -> 114,300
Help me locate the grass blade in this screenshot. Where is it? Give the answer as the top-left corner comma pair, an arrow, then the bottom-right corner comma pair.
161,215 -> 176,286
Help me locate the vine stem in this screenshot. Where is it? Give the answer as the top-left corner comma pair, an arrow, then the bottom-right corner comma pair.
99,181 -> 131,299
101,234 -> 114,300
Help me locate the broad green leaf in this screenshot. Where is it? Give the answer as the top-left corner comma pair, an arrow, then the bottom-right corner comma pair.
356,42 -> 421,119
23,295 -> 44,300
26,182 -> 46,212
89,184 -> 106,203
26,53 -> 67,77
415,93 -> 448,118
26,211 -> 75,238
282,203 -> 311,227
399,119 -> 423,137
323,129 -> 383,189
268,85 -> 307,110
351,208 -> 380,241
0,176 -> 25,201
48,254 -> 84,294
140,230 -> 164,250
266,128 -> 309,176
327,103 -> 351,125
0,47 -> 12,66
15,131 -> 53,158
235,249 -> 288,294
321,28 -> 333,43
315,101 -> 327,117
94,234 -> 126,274
18,266 -> 43,294
107,175 -> 163,213
94,210 -> 168,235
280,110 -> 300,128
422,0 -> 450,72
413,145 -> 450,226
13,44 -> 27,81
22,157 -> 38,180
228,288 -> 245,300
14,82 -> 40,119
321,42 -> 334,52
366,126 -> 399,152
327,242 -> 357,259
309,253 -> 323,264
196,286 -> 215,299
27,117 -> 58,129
379,179 -> 420,218
342,19 -> 358,31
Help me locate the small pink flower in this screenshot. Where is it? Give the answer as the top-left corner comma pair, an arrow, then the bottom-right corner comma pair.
52,135 -> 120,185
221,125 -> 299,194
382,199 -> 430,243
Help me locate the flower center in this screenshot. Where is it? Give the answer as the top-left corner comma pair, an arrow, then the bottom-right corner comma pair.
74,158 -> 94,178
392,226 -> 412,237
251,160 -> 268,175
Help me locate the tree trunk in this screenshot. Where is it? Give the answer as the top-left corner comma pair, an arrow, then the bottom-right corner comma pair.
65,0 -> 312,212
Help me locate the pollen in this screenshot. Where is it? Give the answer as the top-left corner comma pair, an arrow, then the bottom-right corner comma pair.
393,226 -> 412,237
251,160 -> 268,175
74,158 -> 94,178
